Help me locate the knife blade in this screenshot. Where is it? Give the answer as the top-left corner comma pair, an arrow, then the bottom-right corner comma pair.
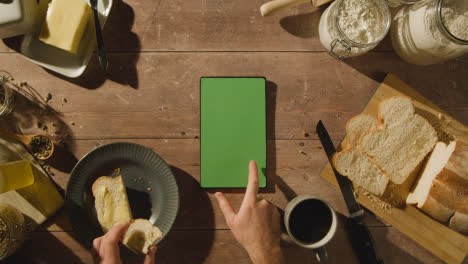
316,120 -> 383,264
90,0 -> 108,71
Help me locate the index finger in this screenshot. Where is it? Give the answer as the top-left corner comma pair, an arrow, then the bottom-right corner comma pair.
103,222 -> 130,244
242,160 -> 259,206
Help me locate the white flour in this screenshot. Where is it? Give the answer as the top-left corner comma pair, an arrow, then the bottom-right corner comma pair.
338,0 -> 383,43
391,1 -> 468,65
319,0 -> 389,58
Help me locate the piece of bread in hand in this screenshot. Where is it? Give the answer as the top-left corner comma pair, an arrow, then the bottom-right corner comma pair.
334,115 -> 389,196
92,176 -> 133,233
123,219 -> 162,254
360,97 -> 438,185
407,141 -> 468,234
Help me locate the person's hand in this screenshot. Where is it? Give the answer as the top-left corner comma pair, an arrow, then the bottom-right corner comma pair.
215,161 -> 284,264
92,222 -> 157,264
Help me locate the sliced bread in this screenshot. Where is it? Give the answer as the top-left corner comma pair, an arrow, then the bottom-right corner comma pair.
123,219 -> 162,254
360,97 -> 438,185
407,141 -> 468,234
334,115 -> 389,196
92,176 -> 133,233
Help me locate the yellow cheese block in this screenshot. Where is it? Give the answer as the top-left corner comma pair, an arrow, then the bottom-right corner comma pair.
39,0 -> 92,54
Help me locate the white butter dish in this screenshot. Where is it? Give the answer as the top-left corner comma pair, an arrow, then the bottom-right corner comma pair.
20,0 -> 113,78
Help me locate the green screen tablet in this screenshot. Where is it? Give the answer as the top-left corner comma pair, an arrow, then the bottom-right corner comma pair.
200,77 -> 266,188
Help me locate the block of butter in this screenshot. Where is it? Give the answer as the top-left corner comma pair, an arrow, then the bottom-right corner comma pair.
39,0 -> 92,54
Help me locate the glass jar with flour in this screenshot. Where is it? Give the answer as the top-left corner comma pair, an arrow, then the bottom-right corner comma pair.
391,0 -> 468,65
384,0 -> 423,8
319,0 -> 391,59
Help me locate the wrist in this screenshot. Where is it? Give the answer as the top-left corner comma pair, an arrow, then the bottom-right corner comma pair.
247,246 -> 284,264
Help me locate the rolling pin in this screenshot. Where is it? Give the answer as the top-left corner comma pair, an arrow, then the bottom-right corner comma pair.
260,0 -> 333,17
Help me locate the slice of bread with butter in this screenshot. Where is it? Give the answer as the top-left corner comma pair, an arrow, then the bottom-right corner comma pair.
92,176 -> 162,253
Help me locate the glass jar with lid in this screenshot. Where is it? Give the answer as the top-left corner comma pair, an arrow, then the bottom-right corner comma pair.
318,0 -> 391,59
384,0 -> 423,8
391,0 -> 468,65
0,204 -> 26,260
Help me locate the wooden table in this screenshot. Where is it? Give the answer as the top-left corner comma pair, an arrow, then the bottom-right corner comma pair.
1,0 -> 467,263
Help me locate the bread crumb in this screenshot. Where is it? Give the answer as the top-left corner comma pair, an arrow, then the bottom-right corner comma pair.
114,168 -> 121,174
299,150 -> 307,155
302,129 -> 310,137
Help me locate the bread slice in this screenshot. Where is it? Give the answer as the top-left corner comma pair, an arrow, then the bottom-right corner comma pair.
360,97 -> 438,185
334,115 -> 389,196
407,141 -> 468,234
92,176 -> 133,233
123,219 -> 162,254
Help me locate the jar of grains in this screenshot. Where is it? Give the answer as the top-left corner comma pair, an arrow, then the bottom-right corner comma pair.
384,0 -> 423,8
391,0 -> 468,65
319,0 -> 391,59
0,204 -> 26,260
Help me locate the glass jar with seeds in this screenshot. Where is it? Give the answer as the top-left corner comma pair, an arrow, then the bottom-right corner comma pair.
0,204 -> 26,260
0,76 -> 15,117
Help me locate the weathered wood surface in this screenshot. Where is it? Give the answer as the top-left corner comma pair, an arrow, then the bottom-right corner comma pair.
1,0 -> 468,262
5,228 -> 442,264
0,0 -> 394,53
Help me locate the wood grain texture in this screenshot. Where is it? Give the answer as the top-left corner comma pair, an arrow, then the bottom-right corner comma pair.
4,228 -> 442,264
0,0 -> 467,262
0,0 -> 395,53
0,52 -> 467,141
321,74 -> 468,264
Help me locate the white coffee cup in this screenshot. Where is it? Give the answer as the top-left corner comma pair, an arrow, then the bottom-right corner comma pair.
284,195 -> 337,263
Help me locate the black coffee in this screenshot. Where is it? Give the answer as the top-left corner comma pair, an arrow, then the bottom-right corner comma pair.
289,199 -> 332,244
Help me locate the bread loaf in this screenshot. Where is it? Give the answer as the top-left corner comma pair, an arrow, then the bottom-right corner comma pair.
360,97 -> 438,185
334,115 -> 389,196
92,176 -> 133,233
123,219 -> 162,254
407,141 -> 468,234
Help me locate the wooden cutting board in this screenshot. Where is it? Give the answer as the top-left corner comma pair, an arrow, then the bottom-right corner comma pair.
320,73 -> 468,264
0,134 -> 64,231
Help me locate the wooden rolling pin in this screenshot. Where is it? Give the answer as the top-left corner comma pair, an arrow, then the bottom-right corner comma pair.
260,0 -> 333,17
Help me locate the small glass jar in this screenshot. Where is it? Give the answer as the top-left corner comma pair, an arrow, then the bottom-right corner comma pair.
0,76 -> 15,117
384,0 -> 423,8
319,0 -> 391,59
391,0 -> 468,65
0,204 -> 26,260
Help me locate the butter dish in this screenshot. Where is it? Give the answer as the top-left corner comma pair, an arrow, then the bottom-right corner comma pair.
20,0 -> 112,78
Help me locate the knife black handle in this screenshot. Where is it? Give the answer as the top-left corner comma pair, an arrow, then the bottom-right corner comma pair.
347,219 -> 384,264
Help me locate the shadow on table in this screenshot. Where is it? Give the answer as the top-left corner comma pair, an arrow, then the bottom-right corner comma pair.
5,231 -> 86,264
0,78 -> 78,195
140,166 -> 216,264
342,52 -> 468,126
279,8 -> 325,39
2,0 -> 141,90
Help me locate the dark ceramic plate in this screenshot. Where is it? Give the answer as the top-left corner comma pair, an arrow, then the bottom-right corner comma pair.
66,142 -> 179,247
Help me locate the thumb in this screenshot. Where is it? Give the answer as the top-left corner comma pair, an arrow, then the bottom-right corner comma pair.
143,246 -> 157,264
215,192 -> 236,225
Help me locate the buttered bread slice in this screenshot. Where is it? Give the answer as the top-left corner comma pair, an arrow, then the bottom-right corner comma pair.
123,219 -> 162,254
92,176 -> 133,233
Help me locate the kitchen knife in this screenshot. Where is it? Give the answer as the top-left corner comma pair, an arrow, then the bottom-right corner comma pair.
316,120 -> 383,264
90,0 -> 108,71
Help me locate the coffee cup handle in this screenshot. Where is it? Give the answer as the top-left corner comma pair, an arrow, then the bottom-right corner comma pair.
315,247 -> 328,263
